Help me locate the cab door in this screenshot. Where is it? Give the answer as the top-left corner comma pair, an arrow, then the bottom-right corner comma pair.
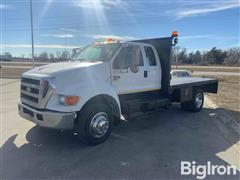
111,44 -> 149,95
142,45 -> 162,91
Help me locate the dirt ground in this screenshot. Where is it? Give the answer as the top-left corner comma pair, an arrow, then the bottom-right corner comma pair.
206,76 -> 240,122
1,79 -> 240,179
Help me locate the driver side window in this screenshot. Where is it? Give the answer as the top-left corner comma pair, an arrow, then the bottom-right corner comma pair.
113,46 -> 143,70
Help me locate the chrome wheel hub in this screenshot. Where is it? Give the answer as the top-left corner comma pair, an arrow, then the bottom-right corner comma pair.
195,93 -> 203,108
90,112 -> 109,138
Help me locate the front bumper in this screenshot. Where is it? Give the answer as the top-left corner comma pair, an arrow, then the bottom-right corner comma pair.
18,101 -> 76,129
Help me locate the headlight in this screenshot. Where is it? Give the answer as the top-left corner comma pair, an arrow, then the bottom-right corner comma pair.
59,95 -> 80,106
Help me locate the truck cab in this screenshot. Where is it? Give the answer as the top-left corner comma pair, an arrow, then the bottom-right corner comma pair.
112,41 -> 162,94
18,33 -> 218,145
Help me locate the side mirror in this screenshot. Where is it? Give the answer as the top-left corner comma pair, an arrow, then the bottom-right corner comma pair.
131,64 -> 139,73
172,37 -> 178,46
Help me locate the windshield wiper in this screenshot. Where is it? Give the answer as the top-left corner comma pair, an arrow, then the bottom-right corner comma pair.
77,58 -> 87,61
88,60 -> 101,63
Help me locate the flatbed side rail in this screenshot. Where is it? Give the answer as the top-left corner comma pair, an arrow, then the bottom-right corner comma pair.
170,79 -> 218,94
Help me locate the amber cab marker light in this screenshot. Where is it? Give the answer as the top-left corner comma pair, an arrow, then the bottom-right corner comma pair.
172,31 -> 178,37
65,96 -> 80,105
107,38 -> 113,43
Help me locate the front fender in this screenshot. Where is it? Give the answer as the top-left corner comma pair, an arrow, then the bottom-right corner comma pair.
46,80 -> 121,114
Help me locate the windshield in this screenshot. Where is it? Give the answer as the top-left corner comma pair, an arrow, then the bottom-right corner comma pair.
72,43 -> 120,62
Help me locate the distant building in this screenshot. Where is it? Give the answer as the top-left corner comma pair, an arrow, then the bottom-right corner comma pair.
0,54 -> 12,61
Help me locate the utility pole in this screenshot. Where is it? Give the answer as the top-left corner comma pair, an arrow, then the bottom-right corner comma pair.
64,32 -> 67,61
30,0 -> 35,67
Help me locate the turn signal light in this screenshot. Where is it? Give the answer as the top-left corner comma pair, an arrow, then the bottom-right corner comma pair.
107,38 -> 113,42
65,96 -> 80,105
59,95 -> 80,105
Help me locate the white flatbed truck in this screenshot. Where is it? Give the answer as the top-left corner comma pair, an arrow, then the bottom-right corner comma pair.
18,32 -> 218,145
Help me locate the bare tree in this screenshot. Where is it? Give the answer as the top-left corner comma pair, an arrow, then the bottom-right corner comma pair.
38,52 -> 49,61
224,47 -> 240,66
49,53 -> 55,62
55,51 -> 62,61
204,47 -> 227,64
61,51 -> 70,61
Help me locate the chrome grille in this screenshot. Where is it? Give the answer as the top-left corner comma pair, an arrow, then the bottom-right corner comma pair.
20,76 -> 54,109
21,77 -> 40,85
20,77 -> 41,107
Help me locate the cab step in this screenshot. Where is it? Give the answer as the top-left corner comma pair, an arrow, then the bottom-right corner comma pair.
121,97 -> 170,118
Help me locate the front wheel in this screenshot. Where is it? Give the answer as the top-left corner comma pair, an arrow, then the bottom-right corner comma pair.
181,89 -> 204,112
75,103 -> 113,145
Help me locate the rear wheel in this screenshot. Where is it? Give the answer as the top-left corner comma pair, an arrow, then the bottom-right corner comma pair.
181,89 -> 204,112
75,103 -> 113,145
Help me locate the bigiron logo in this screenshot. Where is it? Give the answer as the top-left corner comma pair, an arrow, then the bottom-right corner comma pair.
181,161 -> 238,179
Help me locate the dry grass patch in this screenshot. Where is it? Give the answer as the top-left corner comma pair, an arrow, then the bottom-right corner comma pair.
205,76 -> 240,121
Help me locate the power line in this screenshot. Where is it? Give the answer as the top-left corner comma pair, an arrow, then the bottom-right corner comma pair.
1,16 -> 171,31
2,10 -> 150,21
30,0 -> 35,67
1,14 -> 238,32
3,10 -> 238,22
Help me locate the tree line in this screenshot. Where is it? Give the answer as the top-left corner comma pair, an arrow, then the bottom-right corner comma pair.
35,51 -> 71,62
0,51 -> 72,62
1,47 -> 240,66
173,47 -> 240,66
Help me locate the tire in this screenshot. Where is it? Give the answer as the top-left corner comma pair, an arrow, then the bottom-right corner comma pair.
181,89 -> 204,112
75,102 -> 113,145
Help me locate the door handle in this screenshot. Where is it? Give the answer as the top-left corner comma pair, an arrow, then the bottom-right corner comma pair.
113,76 -> 120,80
144,71 -> 148,78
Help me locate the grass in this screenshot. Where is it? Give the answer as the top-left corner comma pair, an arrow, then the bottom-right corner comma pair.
204,75 -> 240,122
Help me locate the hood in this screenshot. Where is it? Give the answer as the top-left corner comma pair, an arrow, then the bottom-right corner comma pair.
23,61 -> 111,85
26,61 -> 102,76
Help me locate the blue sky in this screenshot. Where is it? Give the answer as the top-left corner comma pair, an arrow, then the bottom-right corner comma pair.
1,0 -> 239,57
